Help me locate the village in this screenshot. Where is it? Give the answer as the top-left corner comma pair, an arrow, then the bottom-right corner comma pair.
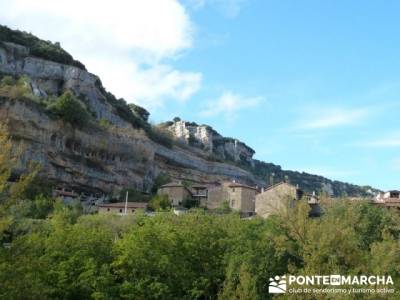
53,179 -> 400,219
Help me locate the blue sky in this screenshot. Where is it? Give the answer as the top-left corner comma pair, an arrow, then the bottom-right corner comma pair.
1,0 -> 400,190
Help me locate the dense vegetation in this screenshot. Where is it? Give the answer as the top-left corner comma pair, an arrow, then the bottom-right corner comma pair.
0,25 -> 85,69
0,127 -> 399,299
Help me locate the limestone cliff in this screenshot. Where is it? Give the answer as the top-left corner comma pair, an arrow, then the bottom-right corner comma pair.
0,25 -> 378,198
162,120 -> 255,165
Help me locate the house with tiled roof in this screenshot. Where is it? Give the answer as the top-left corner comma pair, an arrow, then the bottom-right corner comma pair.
373,190 -> 400,209
255,181 -> 321,218
97,202 -> 148,215
157,180 -> 258,215
157,181 -> 192,207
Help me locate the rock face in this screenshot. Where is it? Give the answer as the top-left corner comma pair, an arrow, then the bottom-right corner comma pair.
0,42 -> 129,128
0,100 -> 155,193
0,34 -> 378,198
0,41 -> 264,195
0,98 -> 264,196
166,120 -> 255,166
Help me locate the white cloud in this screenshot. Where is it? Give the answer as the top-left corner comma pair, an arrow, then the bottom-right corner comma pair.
297,107 -> 370,130
185,0 -> 246,18
0,0 -> 202,109
200,91 -> 263,120
358,133 -> 400,148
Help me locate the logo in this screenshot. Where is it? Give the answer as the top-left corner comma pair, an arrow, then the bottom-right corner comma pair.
268,274 -> 394,294
269,275 -> 287,293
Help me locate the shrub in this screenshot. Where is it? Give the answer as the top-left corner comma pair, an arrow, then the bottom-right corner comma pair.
181,198 -> 199,209
48,91 -> 90,127
146,125 -> 174,148
0,76 -> 15,86
148,194 -> 171,211
0,75 -> 32,100
99,118 -> 111,128
128,103 -> 150,122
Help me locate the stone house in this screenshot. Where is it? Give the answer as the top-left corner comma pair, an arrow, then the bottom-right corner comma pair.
223,181 -> 257,215
97,202 -> 148,215
191,185 -> 209,207
373,190 -> 400,209
157,180 -> 258,214
376,190 -> 400,201
255,182 -> 320,218
202,181 -> 258,215
158,182 -> 192,207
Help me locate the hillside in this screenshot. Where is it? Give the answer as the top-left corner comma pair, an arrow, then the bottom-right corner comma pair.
0,25 -> 378,198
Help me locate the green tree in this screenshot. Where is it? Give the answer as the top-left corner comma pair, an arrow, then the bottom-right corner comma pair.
128,103 -> 150,121
151,173 -> 171,194
29,194 -> 54,219
113,212 -> 231,299
148,194 -> 171,211
49,91 -> 90,127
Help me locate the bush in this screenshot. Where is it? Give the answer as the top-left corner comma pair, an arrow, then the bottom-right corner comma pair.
181,198 -> 199,209
128,103 -> 150,122
148,194 -> 171,211
0,75 -> 32,100
99,118 -> 111,128
146,125 -> 174,148
0,76 -> 15,86
48,91 -> 90,127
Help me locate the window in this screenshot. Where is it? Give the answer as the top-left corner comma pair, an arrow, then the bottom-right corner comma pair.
132,209 -> 135,213
231,199 -> 235,206
391,192 -> 400,198
232,188 -> 235,192
119,209 -> 122,213
107,208 -> 110,211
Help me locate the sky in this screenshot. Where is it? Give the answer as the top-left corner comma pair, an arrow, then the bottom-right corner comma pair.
1,0 -> 399,190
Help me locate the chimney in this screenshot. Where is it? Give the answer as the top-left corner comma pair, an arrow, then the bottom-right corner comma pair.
284,175 -> 290,184
269,172 -> 275,187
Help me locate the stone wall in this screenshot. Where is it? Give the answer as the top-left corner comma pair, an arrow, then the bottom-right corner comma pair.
157,185 -> 191,206
255,183 -> 298,218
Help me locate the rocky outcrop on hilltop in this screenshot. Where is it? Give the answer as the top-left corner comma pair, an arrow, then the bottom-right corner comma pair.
163,120 -> 255,166
0,25 -> 378,198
